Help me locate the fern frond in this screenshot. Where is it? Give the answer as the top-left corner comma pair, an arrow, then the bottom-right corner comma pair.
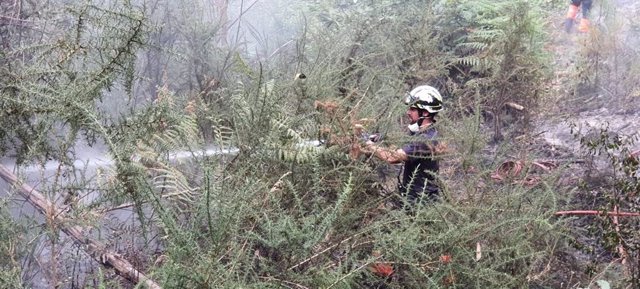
470,28 -> 505,42
152,167 -> 198,206
457,41 -> 489,52
272,117 -> 323,164
453,56 -> 482,68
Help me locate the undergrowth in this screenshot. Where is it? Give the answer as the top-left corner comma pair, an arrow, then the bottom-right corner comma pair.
0,204 -> 24,289
1,0 -> 626,288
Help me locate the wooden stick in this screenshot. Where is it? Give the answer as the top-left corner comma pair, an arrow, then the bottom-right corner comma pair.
259,276 -> 310,289
0,164 -> 162,289
288,236 -> 353,271
612,206 -> 631,277
554,210 -> 640,217
505,102 -> 524,111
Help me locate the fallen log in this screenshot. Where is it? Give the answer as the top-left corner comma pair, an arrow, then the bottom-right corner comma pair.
0,164 -> 162,289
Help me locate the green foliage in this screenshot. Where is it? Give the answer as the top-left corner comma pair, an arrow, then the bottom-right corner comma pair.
447,0 -> 552,140
0,205 -> 24,289
572,124 -> 640,286
0,1 -> 147,163
139,8 -> 566,284
0,0 -> 577,288
149,140 -> 568,288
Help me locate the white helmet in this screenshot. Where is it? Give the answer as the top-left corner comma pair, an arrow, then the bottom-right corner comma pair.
403,85 -> 443,113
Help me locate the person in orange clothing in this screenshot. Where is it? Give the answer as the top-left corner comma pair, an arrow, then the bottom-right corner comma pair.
564,0 -> 593,33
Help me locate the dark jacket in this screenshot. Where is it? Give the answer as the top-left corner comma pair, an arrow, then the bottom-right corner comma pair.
400,126 -> 440,203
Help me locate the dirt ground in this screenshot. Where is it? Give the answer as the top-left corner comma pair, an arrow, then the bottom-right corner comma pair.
541,0 -> 640,154
532,1 -> 640,287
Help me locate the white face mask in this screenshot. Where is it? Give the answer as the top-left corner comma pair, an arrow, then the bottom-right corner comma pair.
407,122 -> 421,133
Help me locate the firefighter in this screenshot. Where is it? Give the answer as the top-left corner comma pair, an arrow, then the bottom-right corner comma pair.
361,85 -> 443,207
565,0 -> 593,33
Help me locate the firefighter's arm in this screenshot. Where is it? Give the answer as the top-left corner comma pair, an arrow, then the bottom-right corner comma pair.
363,141 -> 407,164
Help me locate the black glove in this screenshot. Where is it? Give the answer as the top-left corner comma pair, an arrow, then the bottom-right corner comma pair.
361,133 -> 383,143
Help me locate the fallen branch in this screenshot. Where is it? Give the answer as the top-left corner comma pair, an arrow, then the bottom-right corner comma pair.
259,276 -> 310,289
554,210 -> 640,217
505,102 -> 525,111
99,202 -> 137,213
0,164 -> 162,289
288,236 -> 353,271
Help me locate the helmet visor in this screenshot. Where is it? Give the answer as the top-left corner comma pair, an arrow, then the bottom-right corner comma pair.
403,92 -> 417,106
